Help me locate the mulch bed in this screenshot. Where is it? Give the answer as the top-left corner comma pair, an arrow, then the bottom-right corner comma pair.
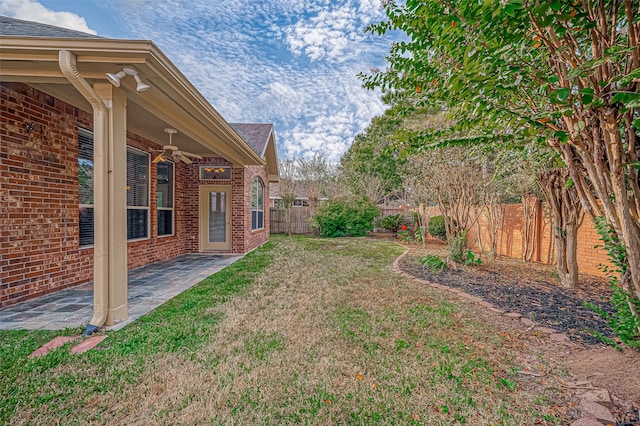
398,248 -> 616,346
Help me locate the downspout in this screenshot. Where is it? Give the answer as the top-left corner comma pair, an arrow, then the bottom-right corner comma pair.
59,50 -> 109,335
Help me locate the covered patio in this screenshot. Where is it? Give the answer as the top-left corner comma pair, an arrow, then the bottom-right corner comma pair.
0,254 -> 241,331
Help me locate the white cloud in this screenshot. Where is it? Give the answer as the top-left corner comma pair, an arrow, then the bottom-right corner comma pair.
5,0 -> 395,162
285,4 -> 361,62
113,0 -> 392,161
0,0 -> 96,34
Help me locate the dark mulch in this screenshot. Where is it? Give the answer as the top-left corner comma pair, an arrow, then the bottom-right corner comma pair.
398,250 -> 615,345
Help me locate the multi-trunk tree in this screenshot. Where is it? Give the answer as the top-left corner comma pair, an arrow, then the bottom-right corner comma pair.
363,0 -> 640,339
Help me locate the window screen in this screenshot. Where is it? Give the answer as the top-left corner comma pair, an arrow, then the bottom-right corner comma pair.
78,128 -> 94,247
251,177 -> 264,230
157,161 -> 174,236
127,148 -> 150,240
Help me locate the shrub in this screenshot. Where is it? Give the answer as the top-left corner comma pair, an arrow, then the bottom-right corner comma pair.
312,197 -> 380,238
449,230 -> 468,264
419,254 -> 447,272
428,216 -> 447,240
375,214 -> 403,233
584,216 -> 640,348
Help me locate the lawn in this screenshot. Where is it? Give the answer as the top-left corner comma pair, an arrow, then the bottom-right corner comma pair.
0,235 -> 564,424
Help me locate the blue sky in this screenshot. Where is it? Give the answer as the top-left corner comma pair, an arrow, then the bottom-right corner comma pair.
0,0 -> 397,162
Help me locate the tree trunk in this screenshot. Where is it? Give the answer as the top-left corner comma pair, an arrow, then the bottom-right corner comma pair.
285,207 -> 292,237
538,169 -> 584,289
522,194 -> 540,263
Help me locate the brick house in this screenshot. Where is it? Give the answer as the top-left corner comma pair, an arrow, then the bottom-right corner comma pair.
0,16 -> 279,332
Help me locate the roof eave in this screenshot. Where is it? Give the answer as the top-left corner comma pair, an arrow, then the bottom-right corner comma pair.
0,36 -> 265,166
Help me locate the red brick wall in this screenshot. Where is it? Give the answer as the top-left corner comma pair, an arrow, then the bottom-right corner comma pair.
124,133 -> 189,269
183,160 -> 269,254
1,82 -> 93,306
183,157 -> 233,253
1,82 -> 271,307
242,165 -> 270,252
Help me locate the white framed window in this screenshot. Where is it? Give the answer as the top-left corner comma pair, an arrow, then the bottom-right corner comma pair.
251,177 -> 264,230
78,128 -> 94,247
157,161 -> 174,237
126,147 -> 150,240
293,199 -> 309,207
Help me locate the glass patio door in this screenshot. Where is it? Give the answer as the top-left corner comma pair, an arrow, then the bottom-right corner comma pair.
199,185 -> 231,251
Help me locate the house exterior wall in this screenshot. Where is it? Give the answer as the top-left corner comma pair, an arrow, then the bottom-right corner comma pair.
1,82 -> 93,306
241,165 -> 270,252
1,82 -> 270,308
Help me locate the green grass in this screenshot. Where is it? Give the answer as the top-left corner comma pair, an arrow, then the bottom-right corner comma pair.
0,241 -> 274,423
0,235 -> 563,424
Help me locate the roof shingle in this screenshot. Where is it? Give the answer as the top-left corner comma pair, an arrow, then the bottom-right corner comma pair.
0,15 -> 102,39
230,123 -> 273,158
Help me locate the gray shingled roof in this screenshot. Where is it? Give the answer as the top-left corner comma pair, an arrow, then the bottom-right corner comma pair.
0,15 -> 103,39
230,123 -> 273,157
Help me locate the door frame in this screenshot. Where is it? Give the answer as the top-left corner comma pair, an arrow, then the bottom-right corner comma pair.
199,185 -> 232,251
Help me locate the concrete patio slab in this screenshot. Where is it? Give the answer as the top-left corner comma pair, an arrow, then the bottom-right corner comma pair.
0,254 -> 241,331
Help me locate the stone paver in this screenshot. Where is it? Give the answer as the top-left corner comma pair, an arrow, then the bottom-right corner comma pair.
570,418 -> 605,426
580,389 -> 611,405
535,326 -> 558,334
550,332 -> 570,342
28,336 -> 78,358
580,400 -> 616,424
0,254 -> 241,331
521,317 -> 536,327
71,335 -> 107,354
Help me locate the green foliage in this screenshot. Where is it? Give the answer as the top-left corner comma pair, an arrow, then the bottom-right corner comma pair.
312,197 -> 380,238
362,0 -> 640,337
428,216 -> 447,240
449,231 -> 468,264
396,229 -> 413,243
375,214 -> 403,233
465,250 -> 482,266
340,113 -> 405,202
419,254 -> 447,272
586,217 -> 640,348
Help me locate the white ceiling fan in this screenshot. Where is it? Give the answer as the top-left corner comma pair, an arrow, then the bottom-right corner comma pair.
152,128 -> 203,164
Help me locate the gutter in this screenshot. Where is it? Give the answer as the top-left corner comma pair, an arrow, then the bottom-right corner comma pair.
58,50 -> 108,335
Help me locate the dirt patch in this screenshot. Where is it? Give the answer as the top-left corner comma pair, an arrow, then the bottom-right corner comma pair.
565,347 -> 640,406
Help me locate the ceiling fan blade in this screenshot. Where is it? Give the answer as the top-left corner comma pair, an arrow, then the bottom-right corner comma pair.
152,153 -> 165,163
178,154 -> 193,164
179,151 -> 203,160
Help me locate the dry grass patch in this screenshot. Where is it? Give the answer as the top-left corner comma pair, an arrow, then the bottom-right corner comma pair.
2,236 -> 565,424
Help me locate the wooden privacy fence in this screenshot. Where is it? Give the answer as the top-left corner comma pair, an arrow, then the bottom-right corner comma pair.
270,207 -> 314,234
270,205 -> 412,235
420,203 -> 610,278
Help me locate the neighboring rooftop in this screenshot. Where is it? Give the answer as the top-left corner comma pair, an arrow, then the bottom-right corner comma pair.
231,123 -> 273,157
0,15 -> 102,39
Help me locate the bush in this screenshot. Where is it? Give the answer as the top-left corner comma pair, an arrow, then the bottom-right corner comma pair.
419,254 -> 447,272
375,214 -> 403,233
312,197 -> 380,238
428,216 -> 447,240
449,230 -> 468,263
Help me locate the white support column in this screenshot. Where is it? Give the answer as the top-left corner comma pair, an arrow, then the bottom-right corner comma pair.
94,82 -> 128,325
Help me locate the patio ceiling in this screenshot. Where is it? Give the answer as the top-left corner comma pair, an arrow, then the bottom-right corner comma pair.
0,37 -> 264,166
